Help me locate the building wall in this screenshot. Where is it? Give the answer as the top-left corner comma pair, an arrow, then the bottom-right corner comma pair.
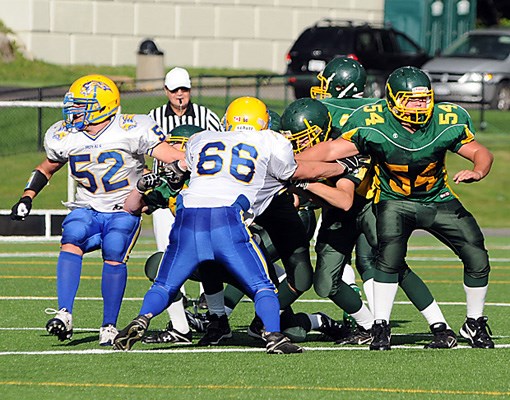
0,0 -> 384,73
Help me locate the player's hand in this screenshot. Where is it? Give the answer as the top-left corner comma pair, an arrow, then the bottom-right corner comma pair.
162,160 -> 188,184
453,169 -> 483,184
136,173 -> 162,193
337,155 -> 369,174
10,196 -> 32,221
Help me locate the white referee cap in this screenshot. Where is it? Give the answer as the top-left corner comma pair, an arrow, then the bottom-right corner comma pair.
165,67 -> 191,90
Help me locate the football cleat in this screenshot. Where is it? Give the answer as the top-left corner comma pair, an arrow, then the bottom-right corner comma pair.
369,319 -> 391,351
459,316 -> 495,349
113,315 -> 150,351
45,308 -> 73,341
197,314 -> 232,346
315,312 -> 350,341
424,322 -> 457,349
263,332 -> 304,354
99,324 -> 118,346
247,314 -> 265,340
185,310 -> 210,333
336,325 -> 372,345
142,322 -> 192,345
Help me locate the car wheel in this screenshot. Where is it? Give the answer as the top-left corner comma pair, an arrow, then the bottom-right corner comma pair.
492,82 -> 510,110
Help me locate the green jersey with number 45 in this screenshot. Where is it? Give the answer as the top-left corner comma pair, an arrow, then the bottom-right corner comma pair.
341,99 -> 476,203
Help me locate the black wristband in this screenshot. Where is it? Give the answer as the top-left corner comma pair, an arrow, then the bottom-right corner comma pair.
24,170 -> 48,194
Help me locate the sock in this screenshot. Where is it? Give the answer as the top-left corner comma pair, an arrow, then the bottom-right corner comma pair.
307,313 -> 322,330
276,279 -> 301,309
167,298 -> 190,334
399,269 -> 435,311
140,285 -> 170,317
350,304 -> 374,330
56,251 -> 83,313
101,262 -> 127,326
224,284 -> 244,312
464,284 -> 488,319
204,291 -> 226,316
362,278 -> 374,313
329,281 -> 363,314
254,289 -> 280,333
373,271 -> 399,322
420,301 -> 449,328
341,264 -> 356,285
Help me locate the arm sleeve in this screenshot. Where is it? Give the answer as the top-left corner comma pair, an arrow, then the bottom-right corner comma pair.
267,132 -> 298,180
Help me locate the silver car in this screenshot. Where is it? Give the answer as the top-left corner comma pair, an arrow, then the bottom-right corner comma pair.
423,28 -> 510,110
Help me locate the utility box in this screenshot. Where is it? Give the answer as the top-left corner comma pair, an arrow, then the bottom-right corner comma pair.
384,0 -> 477,56
136,39 -> 164,90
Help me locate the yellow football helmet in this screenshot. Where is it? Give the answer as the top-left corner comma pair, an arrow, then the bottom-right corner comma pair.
63,74 -> 120,130
223,96 -> 269,131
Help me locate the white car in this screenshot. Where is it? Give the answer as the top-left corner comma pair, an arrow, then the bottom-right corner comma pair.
423,28 -> 510,110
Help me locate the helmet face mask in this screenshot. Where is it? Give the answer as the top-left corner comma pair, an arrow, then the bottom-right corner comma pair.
280,98 -> 332,153
63,74 -> 120,130
223,96 -> 269,131
385,66 -> 434,125
166,124 -> 202,150
310,57 -> 367,100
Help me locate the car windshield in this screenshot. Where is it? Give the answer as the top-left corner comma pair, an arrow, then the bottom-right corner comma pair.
292,28 -> 351,53
442,33 -> 510,60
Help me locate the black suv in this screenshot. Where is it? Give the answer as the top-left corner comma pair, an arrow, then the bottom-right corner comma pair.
285,19 -> 431,98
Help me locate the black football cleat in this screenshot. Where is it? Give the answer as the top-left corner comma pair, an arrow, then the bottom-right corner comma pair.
459,316 -> 495,349
113,315 -> 150,351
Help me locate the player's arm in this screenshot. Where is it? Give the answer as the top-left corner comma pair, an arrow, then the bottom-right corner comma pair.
306,178 -> 356,211
151,141 -> 185,164
453,141 -> 494,183
296,137 -> 359,162
292,160 -> 344,180
10,158 -> 65,220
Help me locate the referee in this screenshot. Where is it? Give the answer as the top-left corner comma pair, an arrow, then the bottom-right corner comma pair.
148,67 -> 222,133
145,67 -> 222,345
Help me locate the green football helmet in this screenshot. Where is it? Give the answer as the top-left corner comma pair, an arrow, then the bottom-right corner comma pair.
310,57 -> 367,100
280,98 -> 332,153
166,124 -> 203,150
385,66 -> 434,125
268,109 -> 281,131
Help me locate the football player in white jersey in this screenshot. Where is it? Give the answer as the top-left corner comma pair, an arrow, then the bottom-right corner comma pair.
114,96 -> 345,353
10,74 -> 184,346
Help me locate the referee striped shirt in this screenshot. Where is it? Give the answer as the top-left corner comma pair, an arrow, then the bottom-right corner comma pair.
148,101 -> 222,134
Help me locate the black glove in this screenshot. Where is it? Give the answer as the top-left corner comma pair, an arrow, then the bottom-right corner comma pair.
337,155 -> 366,175
10,196 -> 32,221
161,160 -> 188,184
136,173 -> 162,193
290,180 -> 309,190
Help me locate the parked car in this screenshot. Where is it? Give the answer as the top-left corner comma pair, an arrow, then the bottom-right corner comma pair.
423,28 -> 510,110
285,19 -> 430,99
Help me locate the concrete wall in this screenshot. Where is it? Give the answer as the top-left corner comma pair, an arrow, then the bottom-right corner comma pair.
0,0 -> 384,73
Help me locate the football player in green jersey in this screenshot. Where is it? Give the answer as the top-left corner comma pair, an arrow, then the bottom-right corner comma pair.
306,57 -> 453,348
297,66 -> 494,350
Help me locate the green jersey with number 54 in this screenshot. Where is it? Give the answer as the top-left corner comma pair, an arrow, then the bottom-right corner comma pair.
341,99 -> 476,203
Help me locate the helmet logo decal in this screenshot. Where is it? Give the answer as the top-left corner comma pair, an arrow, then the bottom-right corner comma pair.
80,80 -> 113,96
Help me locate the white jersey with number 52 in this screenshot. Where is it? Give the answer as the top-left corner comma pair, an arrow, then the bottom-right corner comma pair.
43,112 -> 166,212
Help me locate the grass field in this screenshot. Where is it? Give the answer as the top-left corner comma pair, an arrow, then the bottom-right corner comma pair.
0,234 -> 509,400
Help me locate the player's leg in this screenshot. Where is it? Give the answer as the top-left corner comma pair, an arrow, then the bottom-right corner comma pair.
150,208 -> 192,342
114,207 -> 200,351
217,204 -> 302,354
428,199 -> 493,348
99,211 -> 141,345
45,209 -> 101,341
371,200 -> 415,350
